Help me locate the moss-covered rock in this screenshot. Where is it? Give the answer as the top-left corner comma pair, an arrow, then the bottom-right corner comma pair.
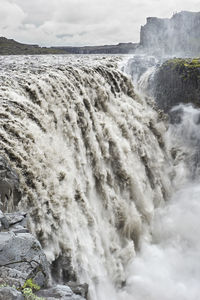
153,57 -> 200,112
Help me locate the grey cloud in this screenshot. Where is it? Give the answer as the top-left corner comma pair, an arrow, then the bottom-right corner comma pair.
56,33 -> 74,39
1,0 -> 200,46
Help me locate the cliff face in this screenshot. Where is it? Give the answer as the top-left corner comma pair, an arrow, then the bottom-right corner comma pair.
153,58 -> 200,112
140,11 -> 200,56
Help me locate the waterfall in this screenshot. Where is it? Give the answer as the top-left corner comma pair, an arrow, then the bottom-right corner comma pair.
0,54 -> 184,299
119,104 -> 200,300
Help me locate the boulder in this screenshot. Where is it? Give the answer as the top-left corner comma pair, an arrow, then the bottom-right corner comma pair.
36,284 -> 86,300
4,211 -> 28,234
67,282 -> 88,299
0,231 -> 49,288
0,287 -> 24,300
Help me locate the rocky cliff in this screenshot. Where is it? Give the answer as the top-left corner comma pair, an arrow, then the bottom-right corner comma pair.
153,58 -> 200,112
140,11 -> 200,56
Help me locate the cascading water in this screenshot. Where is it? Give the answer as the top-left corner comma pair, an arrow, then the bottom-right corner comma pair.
0,54 -> 197,300
118,104 -> 200,300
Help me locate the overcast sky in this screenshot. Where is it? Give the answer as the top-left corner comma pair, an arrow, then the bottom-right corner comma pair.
1,0 -> 200,47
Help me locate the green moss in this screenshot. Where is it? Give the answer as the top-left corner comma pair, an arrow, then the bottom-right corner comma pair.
0,281 -> 44,300
164,58 -> 200,69
22,279 -> 40,292
22,288 -> 44,300
162,57 -> 200,81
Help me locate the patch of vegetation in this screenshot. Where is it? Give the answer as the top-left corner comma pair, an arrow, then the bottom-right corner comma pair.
162,57 -> 200,81
0,279 -> 44,300
22,287 -> 44,300
22,279 -> 44,300
22,279 -> 40,292
164,58 -> 200,69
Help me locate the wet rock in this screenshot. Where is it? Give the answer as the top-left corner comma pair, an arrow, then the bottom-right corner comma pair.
0,210 -> 9,229
0,287 -> 24,300
36,284 -> 86,300
4,211 -> 28,233
67,282 -> 88,298
153,58 -> 200,112
0,210 -> 28,233
0,155 -> 21,211
5,211 -> 27,225
0,231 -> 49,288
51,254 -> 77,283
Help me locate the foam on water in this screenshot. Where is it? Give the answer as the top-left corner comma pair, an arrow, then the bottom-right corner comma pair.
115,104 -> 200,300
0,54 -> 197,299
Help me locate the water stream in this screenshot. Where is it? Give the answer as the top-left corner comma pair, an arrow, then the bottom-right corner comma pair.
0,54 -> 198,299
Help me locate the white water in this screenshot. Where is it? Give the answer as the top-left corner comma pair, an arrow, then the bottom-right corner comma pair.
0,54 -> 199,300
117,104 -> 200,300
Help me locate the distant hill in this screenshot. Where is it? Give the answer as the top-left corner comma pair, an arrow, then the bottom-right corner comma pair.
0,37 -> 67,55
52,42 -> 139,54
0,36 -> 138,55
139,11 -> 200,56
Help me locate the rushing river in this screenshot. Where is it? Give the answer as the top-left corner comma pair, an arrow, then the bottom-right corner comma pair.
0,54 -> 198,299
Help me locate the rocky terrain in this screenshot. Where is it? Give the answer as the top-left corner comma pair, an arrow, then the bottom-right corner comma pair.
54,42 -> 138,54
153,58 -> 200,112
139,11 -> 200,56
0,156 -> 88,300
0,37 -> 67,55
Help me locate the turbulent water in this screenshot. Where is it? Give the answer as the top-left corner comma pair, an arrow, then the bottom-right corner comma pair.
0,54 -> 198,299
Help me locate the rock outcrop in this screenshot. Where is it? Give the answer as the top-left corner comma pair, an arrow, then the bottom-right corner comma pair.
0,155 -> 21,211
153,58 -> 200,112
0,231 -> 49,288
139,11 -> 200,56
36,285 -> 86,300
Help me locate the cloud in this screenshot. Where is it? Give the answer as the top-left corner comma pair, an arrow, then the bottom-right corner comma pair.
0,0 -> 26,30
1,0 -> 200,46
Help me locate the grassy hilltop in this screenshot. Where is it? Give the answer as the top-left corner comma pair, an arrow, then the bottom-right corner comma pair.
0,37 -> 67,55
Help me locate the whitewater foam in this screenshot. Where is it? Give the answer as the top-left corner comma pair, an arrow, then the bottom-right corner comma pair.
0,54 -> 190,299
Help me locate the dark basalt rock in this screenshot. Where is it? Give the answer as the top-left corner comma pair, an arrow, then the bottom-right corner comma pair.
0,155 -> 21,211
51,254 -> 77,283
153,58 -> 200,112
